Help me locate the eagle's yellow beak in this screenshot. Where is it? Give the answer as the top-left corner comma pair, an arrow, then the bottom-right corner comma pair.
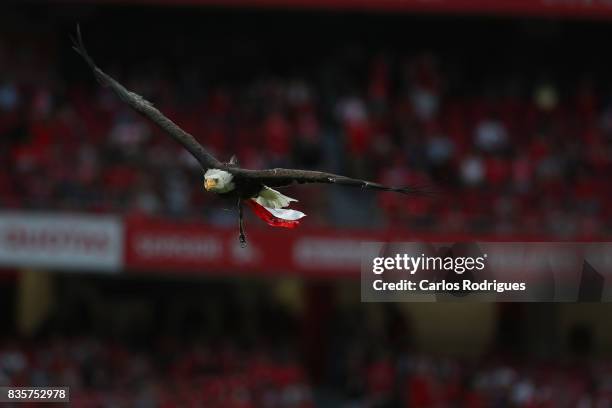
204,179 -> 217,191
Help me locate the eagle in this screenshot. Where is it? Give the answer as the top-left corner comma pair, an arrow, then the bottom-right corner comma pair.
72,27 -> 428,246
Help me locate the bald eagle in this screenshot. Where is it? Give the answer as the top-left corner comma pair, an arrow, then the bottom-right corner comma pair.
72,27 -> 428,246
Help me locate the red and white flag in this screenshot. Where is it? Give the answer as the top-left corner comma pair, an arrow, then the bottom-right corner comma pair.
246,199 -> 306,228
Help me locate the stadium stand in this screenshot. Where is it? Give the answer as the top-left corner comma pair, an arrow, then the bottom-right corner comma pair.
1,3 -> 612,408
1,8 -> 610,238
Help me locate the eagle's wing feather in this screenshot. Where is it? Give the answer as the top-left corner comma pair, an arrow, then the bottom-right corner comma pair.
233,168 -> 426,195
71,26 -> 223,170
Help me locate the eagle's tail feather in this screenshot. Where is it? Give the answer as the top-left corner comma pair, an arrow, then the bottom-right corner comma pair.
253,186 -> 297,209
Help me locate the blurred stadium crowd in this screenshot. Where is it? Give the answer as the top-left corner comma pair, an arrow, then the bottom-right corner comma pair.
1,8 -> 612,408
0,337 -> 313,407
1,336 -> 610,407
1,20 -> 610,237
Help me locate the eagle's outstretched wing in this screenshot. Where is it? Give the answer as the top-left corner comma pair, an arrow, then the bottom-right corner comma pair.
71,26 -> 223,170
232,168 -> 428,195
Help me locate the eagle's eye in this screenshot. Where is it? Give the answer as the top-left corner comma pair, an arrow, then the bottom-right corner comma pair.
213,178 -> 219,183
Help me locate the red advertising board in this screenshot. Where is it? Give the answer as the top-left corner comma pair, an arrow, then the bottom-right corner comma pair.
0,212 -> 598,277
123,216 -> 570,277
124,216 -> 401,277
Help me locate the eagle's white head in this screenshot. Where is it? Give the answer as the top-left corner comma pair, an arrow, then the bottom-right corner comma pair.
204,169 -> 235,193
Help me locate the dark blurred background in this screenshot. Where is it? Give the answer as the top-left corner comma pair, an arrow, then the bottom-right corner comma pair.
0,1 -> 612,406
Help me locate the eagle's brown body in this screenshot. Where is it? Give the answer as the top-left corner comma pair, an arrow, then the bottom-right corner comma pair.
72,26 -> 430,245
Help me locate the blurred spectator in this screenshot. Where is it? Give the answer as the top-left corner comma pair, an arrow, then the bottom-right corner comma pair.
0,24 -> 610,238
